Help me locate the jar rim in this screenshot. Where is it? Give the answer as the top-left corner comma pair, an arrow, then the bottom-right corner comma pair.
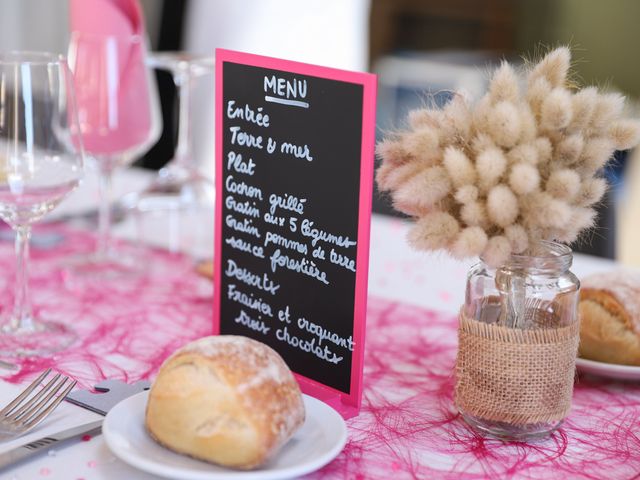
511,240 -> 571,259
482,240 -> 572,272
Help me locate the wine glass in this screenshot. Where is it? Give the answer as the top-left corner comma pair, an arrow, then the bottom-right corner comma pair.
143,52 -> 213,196
0,52 -> 84,356
130,52 -> 214,256
67,32 -> 162,277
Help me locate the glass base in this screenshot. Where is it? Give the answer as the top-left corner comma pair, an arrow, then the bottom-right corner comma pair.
129,167 -> 215,258
461,412 -> 562,441
136,165 -> 214,204
62,248 -> 142,292
0,320 -> 75,357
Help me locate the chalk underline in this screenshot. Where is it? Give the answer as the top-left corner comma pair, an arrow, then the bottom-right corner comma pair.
264,96 -> 310,108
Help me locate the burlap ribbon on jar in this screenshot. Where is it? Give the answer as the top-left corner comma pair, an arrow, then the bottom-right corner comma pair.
455,311 -> 580,425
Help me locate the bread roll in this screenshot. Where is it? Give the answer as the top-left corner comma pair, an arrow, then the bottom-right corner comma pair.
196,260 -> 214,279
579,271 -> 640,365
145,335 -> 305,469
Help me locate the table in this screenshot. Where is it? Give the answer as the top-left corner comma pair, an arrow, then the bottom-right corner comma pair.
0,170 -> 636,480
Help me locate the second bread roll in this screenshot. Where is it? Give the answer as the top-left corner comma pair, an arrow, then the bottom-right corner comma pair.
579,271 -> 640,365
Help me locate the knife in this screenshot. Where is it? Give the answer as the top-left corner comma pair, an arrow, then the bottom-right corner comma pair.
0,420 -> 103,469
0,379 -> 150,471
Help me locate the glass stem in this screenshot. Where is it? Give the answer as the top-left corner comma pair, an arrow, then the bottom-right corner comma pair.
173,68 -> 191,169
508,273 -> 527,329
11,225 -> 33,331
97,163 -> 114,259
498,269 -> 527,329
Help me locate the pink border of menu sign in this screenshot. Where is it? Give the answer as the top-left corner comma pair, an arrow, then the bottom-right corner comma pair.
214,49 -> 376,418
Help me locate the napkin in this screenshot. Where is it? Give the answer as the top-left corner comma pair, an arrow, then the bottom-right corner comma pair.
69,0 -> 153,155
70,0 -> 143,36
0,380 -> 102,455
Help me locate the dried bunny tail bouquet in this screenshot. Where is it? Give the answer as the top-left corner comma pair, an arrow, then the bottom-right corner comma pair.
376,47 -> 640,267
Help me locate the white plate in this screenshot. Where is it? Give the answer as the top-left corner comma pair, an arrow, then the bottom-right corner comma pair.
103,391 -> 347,480
576,357 -> 640,381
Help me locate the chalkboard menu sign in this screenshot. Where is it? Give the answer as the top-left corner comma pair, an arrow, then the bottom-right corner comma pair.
213,49 -> 376,417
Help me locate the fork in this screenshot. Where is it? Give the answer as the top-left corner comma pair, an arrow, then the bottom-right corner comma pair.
0,369 -> 77,440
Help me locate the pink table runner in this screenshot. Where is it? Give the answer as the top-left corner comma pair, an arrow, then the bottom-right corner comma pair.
0,226 -> 638,479
0,226 -> 212,387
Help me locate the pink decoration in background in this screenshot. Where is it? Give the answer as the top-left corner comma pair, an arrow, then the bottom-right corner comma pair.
70,0 -> 142,36
0,226 -> 638,478
68,0 -> 153,155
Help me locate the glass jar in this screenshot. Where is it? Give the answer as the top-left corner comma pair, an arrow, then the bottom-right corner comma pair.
456,241 -> 580,441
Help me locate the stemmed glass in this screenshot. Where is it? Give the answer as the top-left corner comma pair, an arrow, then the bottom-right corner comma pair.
143,52 -> 213,197
67,32 -> 161,277
125,52 -> 215,256
0,52 -> 84,356
131,53 -> 214,255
